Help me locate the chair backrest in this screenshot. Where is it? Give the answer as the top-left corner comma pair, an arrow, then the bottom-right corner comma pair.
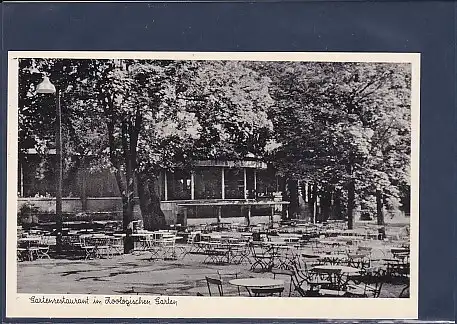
286,259 -> 309,297
79,236 -> 91,247
158,237 -> 176,247
272,268 -> 294,278
312,267 -> 343,290
205,277 -> 223,296
357,268 -> 385,297
40,235 -> 51,245
250,243 -> 268,257
357,246 -> 373,255
251,286 -> 284,297
187,231 -> 200,244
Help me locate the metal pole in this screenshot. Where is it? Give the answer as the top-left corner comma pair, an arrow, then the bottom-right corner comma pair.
55,89 -> 63,252
221,167 -> 225,200
253,170 -> 257,198
164,171 -> 168,201
190,171 -> 195,200
243,168 -> 247,199
20,157 -> 24,197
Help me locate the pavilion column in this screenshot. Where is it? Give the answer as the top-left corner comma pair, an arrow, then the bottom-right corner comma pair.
253,170 -> 257,198
243,168 -> 247,199
191,171 -> 195,200
164,171 -> 168,201
313,198 -> 317,224
221,167 -> 225,200
247,206 -> 251,226
217,206 -> 222,223
304,181 -> 308,203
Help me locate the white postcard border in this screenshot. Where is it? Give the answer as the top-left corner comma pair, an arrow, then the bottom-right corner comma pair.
6,51 -> 420,319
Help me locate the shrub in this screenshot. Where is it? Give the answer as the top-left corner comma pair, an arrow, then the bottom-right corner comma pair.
18,202 -> 40,226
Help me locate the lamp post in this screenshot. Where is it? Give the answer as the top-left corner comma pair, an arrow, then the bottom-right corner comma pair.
36,76 -> 63,253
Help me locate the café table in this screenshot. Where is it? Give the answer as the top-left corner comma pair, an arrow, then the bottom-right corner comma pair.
229,278 -> 284,296
264,242 -> 295,268
337,235 -> 363,243
132,232 -> 156,250
310,265 -> 361,292
18,237 -> 42,260
302,252 -> 321,259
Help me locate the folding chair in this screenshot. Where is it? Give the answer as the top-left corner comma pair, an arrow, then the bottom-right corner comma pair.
205,277 -> 224,296
92,236 -> 111,258
272,268 -> 294,297
36,236 -> 51,259
346,268 -> 386,298
80,236 -> 96,260
250,243 -> 273,272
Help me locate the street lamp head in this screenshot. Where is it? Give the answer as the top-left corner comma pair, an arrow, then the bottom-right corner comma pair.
36,76 -> 56,94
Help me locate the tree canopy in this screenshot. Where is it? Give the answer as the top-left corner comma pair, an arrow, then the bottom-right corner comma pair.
18,58 -> 411,234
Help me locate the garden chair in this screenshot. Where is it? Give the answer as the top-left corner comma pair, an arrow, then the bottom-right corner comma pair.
347,253 -> 371,270
158,236 -> 177,260
346,268 -> 386,298
271,268 -> 294,297
205,277 -> 224,296
181,231 -> 203,259
108,236 -> 124,256
399,282 -> 410,298
287,257 -> 322,296
228,241 -> 251,265
92,236 -> 111,258
80,236 -> 96,260
17,246 -> 28,261
36,236 -> 51,259
203,246 -> 230,264
250,243 -> 273,272
217,270 -> 242,296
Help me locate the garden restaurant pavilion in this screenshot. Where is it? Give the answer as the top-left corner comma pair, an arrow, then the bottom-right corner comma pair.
155,159 -> 289,227
18,152 -> 289,226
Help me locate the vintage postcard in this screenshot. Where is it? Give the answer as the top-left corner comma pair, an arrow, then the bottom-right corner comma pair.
6,51 -> 420,319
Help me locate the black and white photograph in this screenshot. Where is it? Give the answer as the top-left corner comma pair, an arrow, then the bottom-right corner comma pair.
6,52 -> 420,318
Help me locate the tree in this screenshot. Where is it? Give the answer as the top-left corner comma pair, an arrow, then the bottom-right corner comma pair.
19,58 -> 276,252
257,61 -> 411,229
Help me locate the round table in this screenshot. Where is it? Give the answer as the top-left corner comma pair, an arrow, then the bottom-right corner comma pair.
229,278 -> 284,289
18,237 -> 41,243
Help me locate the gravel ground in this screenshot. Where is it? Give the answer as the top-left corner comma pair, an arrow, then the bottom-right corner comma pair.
17,250 -> 408,298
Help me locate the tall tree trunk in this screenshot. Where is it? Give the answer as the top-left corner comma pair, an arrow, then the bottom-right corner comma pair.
80,157 -> 88,211
137,172 -> 166,231
333,190 -> 343,220
321,186 -> 331,222
376,189 -> 386,240
307,183 -> 313,205
311,183 -> 317,223
122,162 -> 135,253
347,180 -> 355,230
121,119 -> 136,253
287,179 -> 299,219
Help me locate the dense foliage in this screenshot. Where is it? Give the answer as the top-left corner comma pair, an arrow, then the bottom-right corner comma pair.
18,58 -> 411,236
